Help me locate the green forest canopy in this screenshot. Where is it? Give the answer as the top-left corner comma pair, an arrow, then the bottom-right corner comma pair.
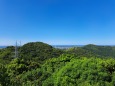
0,42 -> 115,86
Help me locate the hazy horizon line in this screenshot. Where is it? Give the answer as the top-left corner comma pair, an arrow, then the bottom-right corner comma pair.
0,44 -> 115,46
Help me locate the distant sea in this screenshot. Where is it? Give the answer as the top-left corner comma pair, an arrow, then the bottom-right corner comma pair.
0,46 -> 7,49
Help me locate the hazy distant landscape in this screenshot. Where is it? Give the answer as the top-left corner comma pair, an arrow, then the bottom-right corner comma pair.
1,45 -> 115,49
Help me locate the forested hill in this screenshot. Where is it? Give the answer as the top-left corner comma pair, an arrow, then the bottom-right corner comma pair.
0,42 -> 115,86
66,44 -> 115,58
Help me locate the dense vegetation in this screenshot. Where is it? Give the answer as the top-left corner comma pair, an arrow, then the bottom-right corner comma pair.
0,42 -> 115,86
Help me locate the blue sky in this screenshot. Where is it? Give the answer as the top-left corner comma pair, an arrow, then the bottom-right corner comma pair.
0,0 -> 115,45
